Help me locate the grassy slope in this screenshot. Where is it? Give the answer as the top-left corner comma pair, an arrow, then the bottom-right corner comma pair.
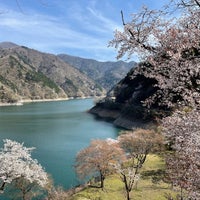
70,155 -> 177,200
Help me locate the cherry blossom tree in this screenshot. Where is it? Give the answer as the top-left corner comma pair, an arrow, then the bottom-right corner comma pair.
0,139 -> 48,200
113,162 -> 140,200
109,7 -> 168,61
118,129 -> 163,164
110,0 -> 200,62
162,109 -> 200,199
109,0 -> 200,111
169,0 -> 200,9
115,129 -> 163,200
75,139 -> 125,189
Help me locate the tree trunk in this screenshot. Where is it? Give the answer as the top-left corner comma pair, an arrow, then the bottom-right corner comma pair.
100,172 -> 105,189
0,182 -> 6,192
0,182 -> 6,193
126,190 -> 131,200
180,187 -> 183,200
22,191 -> 26,200
123,174 -> 131,200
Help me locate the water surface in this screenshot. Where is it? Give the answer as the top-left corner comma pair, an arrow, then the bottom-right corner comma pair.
0,99 -> 121,189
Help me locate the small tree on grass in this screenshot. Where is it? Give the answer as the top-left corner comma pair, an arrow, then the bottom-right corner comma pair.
45,185 -> 70,200
119,129 -> 163,165
0,139 -> 48,200
75,139 -> 125,189
116,129 -> 163,200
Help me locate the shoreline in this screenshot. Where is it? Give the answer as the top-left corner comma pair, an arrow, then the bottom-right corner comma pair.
89,106 -> 155,130
0,96 -> 99,107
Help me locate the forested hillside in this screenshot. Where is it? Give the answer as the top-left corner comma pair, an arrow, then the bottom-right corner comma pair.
58,54 -> 136,90
0,42 -> 105,103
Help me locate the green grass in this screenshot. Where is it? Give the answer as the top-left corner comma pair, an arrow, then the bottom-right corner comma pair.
70,154 -> 177,200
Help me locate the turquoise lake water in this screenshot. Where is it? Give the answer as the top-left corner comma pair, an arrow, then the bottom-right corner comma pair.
0,99 -> 121,191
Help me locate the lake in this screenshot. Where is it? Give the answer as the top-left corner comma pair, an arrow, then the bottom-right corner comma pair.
0,99 -> 121,190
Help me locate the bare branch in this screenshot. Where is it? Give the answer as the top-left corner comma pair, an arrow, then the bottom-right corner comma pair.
194,0 -> 200,7
121,10 -> 126,26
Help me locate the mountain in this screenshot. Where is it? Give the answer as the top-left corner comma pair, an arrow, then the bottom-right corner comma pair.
58,54 -> 136,91
0,42 -> 18,49
90,57 -> 200,129
0,42 -> 104,103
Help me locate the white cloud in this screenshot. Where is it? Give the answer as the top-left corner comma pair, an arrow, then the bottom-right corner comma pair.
86,6 -> 122,32
0,2 -> 126,61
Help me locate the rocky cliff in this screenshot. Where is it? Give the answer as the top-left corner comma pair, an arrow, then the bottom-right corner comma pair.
90,58 -> 200,129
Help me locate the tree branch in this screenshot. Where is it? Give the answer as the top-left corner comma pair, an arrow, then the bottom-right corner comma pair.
121,10 -> 126,26
194,0 -> 200,7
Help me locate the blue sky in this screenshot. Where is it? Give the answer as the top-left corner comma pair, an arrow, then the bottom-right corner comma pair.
0,0 -> 168,61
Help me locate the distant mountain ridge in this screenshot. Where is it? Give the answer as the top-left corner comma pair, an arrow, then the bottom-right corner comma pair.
0,42 -> 18,49
0,42 -> 104,103
58,54 -> 136,90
